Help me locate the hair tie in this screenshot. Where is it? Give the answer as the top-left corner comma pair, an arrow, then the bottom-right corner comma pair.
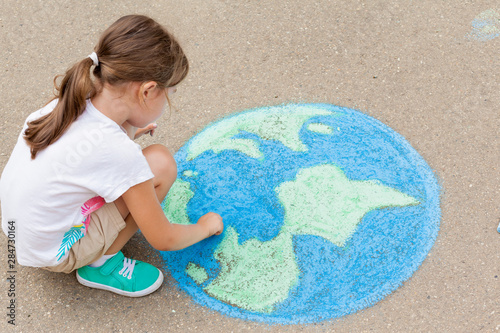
87,52 -> 99,66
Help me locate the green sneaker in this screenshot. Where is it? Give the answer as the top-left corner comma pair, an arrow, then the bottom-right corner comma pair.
76,251 -> 163,297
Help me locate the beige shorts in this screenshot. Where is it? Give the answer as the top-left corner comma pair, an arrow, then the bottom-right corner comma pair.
43,203 -> 126,274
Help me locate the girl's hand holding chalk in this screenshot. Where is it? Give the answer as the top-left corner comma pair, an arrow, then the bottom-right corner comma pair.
134,123 -> 158,139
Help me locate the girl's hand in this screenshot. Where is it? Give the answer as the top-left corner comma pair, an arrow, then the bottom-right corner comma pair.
134,123 -> 158,139
197,212 -> 224,237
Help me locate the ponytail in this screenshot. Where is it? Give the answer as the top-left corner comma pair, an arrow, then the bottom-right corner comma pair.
24,15 -> 189,159
24,57 -> 96,159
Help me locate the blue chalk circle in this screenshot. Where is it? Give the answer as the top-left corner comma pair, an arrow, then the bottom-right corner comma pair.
161,104 -> 441,324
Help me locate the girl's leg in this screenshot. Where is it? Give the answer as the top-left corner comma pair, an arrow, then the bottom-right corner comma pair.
76,144 -> 176,297
106,144 -> 177,254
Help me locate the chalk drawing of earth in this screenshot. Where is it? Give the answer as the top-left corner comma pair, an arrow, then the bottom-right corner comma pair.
161,104 -> 440,324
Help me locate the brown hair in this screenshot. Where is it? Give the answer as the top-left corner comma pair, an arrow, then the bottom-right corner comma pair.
24,15 -> 189,159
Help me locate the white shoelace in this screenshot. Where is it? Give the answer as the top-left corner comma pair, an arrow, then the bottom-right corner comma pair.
118,258 -> 136,280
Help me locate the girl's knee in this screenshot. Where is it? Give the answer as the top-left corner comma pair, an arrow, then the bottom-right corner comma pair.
143,144 -> 177,182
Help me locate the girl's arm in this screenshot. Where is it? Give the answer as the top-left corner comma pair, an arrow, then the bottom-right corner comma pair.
121,179 -> 223,251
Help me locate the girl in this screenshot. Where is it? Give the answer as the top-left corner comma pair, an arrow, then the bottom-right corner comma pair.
0,15 -> 223,297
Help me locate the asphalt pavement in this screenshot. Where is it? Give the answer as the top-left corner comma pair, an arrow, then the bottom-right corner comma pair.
0,0 -> 499,331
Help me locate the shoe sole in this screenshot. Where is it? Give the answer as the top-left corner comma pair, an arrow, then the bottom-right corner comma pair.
76,270 -> 164,297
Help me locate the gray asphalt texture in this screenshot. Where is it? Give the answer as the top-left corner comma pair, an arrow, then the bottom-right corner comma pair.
0,0 -> 499,332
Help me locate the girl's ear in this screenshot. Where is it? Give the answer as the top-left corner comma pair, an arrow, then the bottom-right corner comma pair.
141,81 -> 158,99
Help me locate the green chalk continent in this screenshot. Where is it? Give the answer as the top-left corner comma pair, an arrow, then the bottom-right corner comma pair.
277,164 -> 420,246
187,105 -> 334,160
200,164 -> 419,313
163,179 -> 194,225
186,263 -> 209,284
204,227 -> 299,313
183,170 -> 199,178
307,123 -> 334,134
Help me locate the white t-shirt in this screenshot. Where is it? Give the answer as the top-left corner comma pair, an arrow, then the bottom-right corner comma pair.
0,99 -> 154,267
